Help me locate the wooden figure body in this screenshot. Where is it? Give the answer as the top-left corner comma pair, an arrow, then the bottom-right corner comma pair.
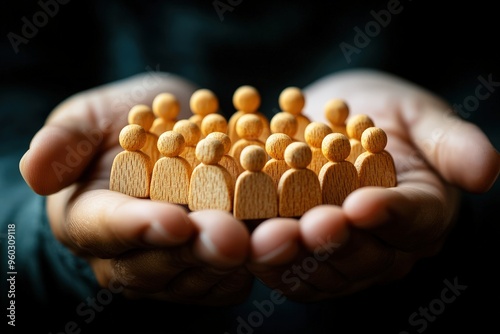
110,124 -> 152,198
278,142 -> 322,218
150,131 -> 192,204
319,133 -> 359,206
355,127 -> 397,188
324,98 -> 349,136
269,111 -> 298,140
263,133 -> 293,188
128,104 -> 161,163
189,138 -> 234,212
188,88 -> 219,131
229,114 -> 266,172
278,86 -> 310,142
234,145 -> 278,220
228,85 -> 270,144
150,92 -> 180,136
346,114 -> 375,164
173,119 -> 202,169
205,131 -> 240,186
304,122 -> 332,175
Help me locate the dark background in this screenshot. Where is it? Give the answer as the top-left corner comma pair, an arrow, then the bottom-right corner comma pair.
1,1 -> 499,333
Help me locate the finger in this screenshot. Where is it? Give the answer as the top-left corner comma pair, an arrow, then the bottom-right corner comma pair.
53,188 -> 196,258
19,72 -> 197,195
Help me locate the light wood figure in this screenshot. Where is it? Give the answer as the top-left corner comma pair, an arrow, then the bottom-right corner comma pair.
128,104 -> 161,163
205,131 -> 240,186
304,122 -> 332,175
150,131 -> 192,205
345,114 -> 375,164
355,127 -> 397,188
150,92 -> 180,136
278,86 -> 310,142
263,133 -> 293,188
278,142 -> 322,218
200,113 -> 228,137
227,85 -> 271,144
318,133 -> 359,206
234,145 -> 278,220
324,98 -> 349,136
229,113 -> 266,172
172,119 -> 202,169
188,137 -> 234,212
188,88 -> 219,131
269,111 -> 298,140
109,124 -> 152,198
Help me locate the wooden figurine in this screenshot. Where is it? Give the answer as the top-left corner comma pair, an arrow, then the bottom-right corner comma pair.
278,86 -> 310,142
263,133 -> 293,188
227,85 -> 270,144
345,114 -> 375,164
188,137 -> 234,212
269,111 -> 298,139
205,131 -> 240,186
355,127 -> 397,188
318,133 -> 359,206
278,142 -> 322,217
109,124 -> 152,198
200,113 -> 228,137
234,145 -> 278,220
324,98 -> 349,136
188,88 -> 219,130
128,104 -> 161,163
150,131 -> 192,205
229,113 -> 266,172
304,121 -> 332,175
150,92 -> 180,136
172,119 -> 202,169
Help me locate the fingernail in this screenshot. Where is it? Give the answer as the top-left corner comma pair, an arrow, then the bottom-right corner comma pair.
253,240 -> 297,265
197,232 -> 241,266
143,220 -> 186,246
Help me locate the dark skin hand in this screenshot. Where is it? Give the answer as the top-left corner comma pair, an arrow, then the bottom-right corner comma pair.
20,70 -> 500,304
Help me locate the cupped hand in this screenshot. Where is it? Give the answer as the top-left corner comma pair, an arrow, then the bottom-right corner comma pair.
19,73 -> 253,305
247,69 -> 500,301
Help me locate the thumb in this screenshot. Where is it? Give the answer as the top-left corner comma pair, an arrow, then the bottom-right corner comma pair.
406,103 -> 500,193
19,72 -> 197,195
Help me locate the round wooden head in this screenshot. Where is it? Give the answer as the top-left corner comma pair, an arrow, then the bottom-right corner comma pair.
240,145 -> 267,172
232,85 -> 261,112
361,127 -> 387,153
119,124 -> 147,151
201,113 -> 228,136
304,122 -> 332,149
265,133 -> 293,160
346,114 -> 375,140
324,99 -> 349,126
152,92 -> 180,120
195,138 -> 224,165
128,104 -> 155,131
173,120 -> 201,147
270,112 -> 298,137
284,142 -> 312,169
190,88 -> 219,116
279,86 -> 305,115
322,133 -> 351,162
235,114 -> 263,140
206,132 -> 232,155
157,131 -> 185,157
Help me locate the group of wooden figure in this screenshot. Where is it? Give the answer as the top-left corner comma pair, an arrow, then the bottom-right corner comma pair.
110,85 -> 397,220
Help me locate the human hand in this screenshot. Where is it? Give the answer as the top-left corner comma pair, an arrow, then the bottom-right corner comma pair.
19,73 -> 253,305
247,69 -> 500,301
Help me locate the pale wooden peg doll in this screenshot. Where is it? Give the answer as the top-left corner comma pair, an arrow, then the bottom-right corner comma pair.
324,98 -> 349,136
269,111 -> 298,140
318,133 -> 359,206
150,92 -> 180,136
205,131 -> 240,187
355,127 -> 397,188
229,113 -> 266,172
234,145 -> 278,220
304,121 -> 333,175
263,133 -> 293,188
345,114 -> 375,164
278,86 -> 310,142
188,88 -> 219,130
200,113 -> 228,137
188,137 -> 234,212
109,124 -> 152,198
150,131 -> 192,205
228,85 -> 270,144
278,142 -> 322,218
172,119 -> 202,169
128,104 -> 161,163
